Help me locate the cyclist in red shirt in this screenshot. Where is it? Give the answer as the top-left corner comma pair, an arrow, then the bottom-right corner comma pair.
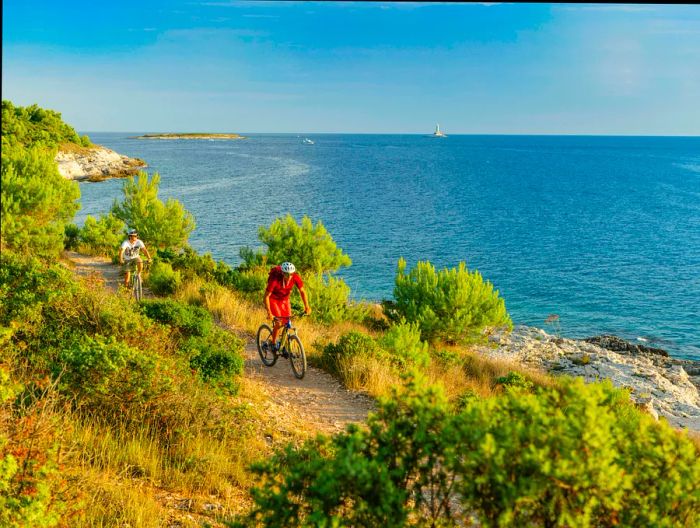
264,262 -> 312,351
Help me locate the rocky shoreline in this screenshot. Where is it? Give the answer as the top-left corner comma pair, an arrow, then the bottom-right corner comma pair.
55,145 -> 146,182
479,326 -> 700,431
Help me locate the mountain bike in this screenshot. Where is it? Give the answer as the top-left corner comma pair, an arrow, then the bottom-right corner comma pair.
256,314 -> 307,379
127,259 -> 150,302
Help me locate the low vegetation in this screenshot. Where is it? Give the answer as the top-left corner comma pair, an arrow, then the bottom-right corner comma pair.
2,101 -> 699,527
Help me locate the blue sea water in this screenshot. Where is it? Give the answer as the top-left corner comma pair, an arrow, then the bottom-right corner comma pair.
76,133 -> 700,360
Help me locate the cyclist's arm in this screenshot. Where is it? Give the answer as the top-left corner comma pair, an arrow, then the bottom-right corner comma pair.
263,290 -> 274,319
142,245 -> 152,261
298,286 -> 312,315
118,246 -> 125,264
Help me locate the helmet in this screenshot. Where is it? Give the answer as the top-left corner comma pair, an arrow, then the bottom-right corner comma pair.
280,262 -> 296,274
127,229 -> 138,236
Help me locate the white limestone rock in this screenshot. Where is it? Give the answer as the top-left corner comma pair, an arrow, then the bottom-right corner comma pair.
480,325 -> 700,431
55,145 -> 146,181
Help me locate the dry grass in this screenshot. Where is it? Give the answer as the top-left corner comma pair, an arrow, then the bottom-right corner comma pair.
58,141 -> 93,155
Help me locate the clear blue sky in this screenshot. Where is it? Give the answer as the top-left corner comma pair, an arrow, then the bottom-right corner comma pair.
3,1 -> 699,134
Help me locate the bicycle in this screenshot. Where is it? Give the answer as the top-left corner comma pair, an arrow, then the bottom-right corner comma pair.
256,314 -> 307,379
127,259 -> 150,302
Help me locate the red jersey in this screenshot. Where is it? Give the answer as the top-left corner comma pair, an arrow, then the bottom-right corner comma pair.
265,266 -> 304,301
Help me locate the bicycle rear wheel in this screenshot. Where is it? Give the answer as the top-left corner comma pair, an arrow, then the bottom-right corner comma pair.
256,324 -> 278,367
288,335 -> 306,379
133,273 -> 143,302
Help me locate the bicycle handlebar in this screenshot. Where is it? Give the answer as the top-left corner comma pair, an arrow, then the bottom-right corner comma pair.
272,313 -> 307,321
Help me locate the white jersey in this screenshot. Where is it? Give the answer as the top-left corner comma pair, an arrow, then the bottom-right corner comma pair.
121,239 -> 145,260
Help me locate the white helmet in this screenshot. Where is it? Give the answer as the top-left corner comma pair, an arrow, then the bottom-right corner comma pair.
280,262 -> 296,274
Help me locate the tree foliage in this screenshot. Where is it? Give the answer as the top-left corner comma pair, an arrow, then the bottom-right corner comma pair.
1,143 -> 80,257
255,214 -> 351,273
71,213 -> 126,258
111,172 -> 195,250
1,100 -> 91,149
234,376 -> 700,528
390,258 -> 512,343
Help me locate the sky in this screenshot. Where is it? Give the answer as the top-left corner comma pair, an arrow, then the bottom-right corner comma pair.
3,1 -> 699,135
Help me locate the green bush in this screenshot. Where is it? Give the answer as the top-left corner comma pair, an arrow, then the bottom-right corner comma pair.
378,321 -> 430,369
140,299 -> 212,337
227,267 -> 268,297
75,213 -> 125,258
391,258 -> 512,344
111,172 -> 195,250
303,272 -> 353,324
0,252 -> 73,327
1,143 -> 80,257
321,331 -> 382,375
233,376 -> 455,528
235,376 -> 700,527
2,100 -> 91,149
251,214 -> 351,273
146,260 -> 182,296
181,328 -> 244,394
494,371 -> 534,392
56,335 -> 159,406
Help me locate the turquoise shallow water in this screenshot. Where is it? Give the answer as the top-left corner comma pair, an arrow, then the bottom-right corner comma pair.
76,133 -> 700,359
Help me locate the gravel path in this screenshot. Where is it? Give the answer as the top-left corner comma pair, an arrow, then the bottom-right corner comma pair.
63,250 -> 375,435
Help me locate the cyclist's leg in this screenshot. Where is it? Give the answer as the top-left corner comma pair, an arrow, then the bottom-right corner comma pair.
135,256 -> 143,275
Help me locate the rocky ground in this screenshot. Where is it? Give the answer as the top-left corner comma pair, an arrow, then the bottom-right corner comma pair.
56,145 -> 146,181
478,325 -> 700,431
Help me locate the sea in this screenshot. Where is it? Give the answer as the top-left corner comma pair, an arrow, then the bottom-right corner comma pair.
76,133 -> 700,360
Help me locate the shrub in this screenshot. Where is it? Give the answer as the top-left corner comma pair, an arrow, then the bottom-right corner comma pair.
0,252 -> 73,327
146,260 -> 182,296
140,299 -> 212,337
181,328 -> 244,394
233,376 -> 455,528
75,213 -> 125,258
252,214 -> 351,273
303,272 -> 353,324
226,267 -> 268,297
391,258 -> 512,344
321,331 -> 382,375
378,321 -> 430,369
56,335 -> 159,407
1,143 -> 80,257
494,371 -> 534,392
111,172 -> 195,250
236,376 -> 700,527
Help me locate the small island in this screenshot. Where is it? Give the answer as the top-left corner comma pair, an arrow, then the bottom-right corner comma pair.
132,133 -> 246,140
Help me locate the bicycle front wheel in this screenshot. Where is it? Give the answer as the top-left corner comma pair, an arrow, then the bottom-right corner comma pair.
256,324 -> 277,367
133,274 -> 143,302
288,335 -> 306,379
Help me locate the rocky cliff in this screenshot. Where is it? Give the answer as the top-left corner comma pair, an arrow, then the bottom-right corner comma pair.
55,145 -> 146,182
479,326 -> 700,430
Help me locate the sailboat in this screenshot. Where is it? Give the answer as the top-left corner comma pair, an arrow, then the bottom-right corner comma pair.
433,123 -> 447,137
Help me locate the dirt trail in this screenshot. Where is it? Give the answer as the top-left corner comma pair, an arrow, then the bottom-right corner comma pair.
62,251 -> 375,435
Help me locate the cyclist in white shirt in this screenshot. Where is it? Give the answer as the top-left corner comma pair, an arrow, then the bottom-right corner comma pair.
119,229 -> 152,288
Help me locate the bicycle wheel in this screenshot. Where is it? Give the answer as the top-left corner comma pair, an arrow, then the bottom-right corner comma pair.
133,273 -> 143,302
256,324 -> 278,367
288,335 -> 306,379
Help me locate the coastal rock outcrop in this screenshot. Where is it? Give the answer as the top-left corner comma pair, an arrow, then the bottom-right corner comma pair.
55,145 -> 146,181
479,326 -> 700,431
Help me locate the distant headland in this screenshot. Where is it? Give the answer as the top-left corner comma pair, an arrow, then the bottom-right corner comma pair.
132,133 -> 246,140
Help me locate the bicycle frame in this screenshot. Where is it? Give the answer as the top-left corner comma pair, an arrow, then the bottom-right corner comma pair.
274,317 -> 297,351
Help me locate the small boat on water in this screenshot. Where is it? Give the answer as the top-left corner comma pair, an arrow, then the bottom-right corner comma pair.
302,138 -> 314,145
433,123 -> 447,137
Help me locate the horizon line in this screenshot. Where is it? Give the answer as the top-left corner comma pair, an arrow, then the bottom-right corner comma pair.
80,131 -> 700,138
